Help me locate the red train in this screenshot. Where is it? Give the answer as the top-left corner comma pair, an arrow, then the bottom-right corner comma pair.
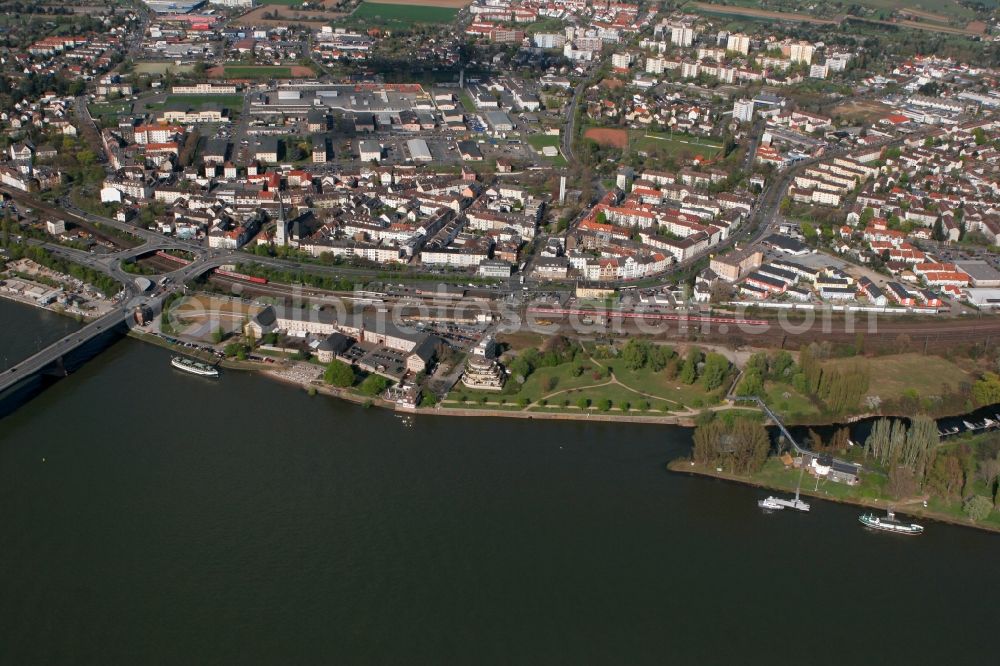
155,250 -> 191,265
526,307 -> 768,327
214,269 -> 268,285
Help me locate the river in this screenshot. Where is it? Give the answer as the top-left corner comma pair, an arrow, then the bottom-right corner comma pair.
0,298 -> 997,664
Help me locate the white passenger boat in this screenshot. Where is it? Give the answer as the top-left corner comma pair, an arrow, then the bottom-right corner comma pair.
170,356 -> 220,378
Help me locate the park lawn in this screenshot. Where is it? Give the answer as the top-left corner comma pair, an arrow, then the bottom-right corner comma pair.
760,380 -> 819,420
609,363 -> 724,408
352,2 -> 458,25
223,65 -> 292,78
518,360 -> 605,397
628,130 -> 723,160
823,353 -> 973,401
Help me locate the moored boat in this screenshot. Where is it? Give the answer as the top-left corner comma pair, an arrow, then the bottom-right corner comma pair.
859,509 -> 923,535
758,496 -> 785,511
170,356 -> 220,378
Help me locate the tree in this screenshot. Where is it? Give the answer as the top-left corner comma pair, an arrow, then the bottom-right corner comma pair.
932,217 -> 945,242
649,344 -> 672,372
576,397 -> 590,410
211,326 -> 225,344
597,399 -> 612,412
693,417 -> 770,475
679,347 -> 700,385
622,339 -> 650,371
887,464 -> 919,499
359,374 -> 388,396
700,353 -> 730,391
963,495 -> 993,522
972,372 -> 1000,406
420,392 -> 438,408
324,360 -> 354,387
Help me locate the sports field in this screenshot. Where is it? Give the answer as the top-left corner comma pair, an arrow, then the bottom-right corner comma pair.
208,65 -> 314,79
629,130 -> 723,160
351,2 -> 460,26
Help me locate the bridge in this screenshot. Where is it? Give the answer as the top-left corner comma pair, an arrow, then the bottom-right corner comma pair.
727,394 -> 807,455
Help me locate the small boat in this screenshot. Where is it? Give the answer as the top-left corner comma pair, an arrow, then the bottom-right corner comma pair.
758,496 -> 785,511
859,509 -> 924,535
770,496 -> 811,512
170,356 -> 220,378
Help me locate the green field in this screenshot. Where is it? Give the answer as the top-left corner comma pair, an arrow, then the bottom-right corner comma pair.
825,353 -> 972,400
222,65 -> 292,79
89,101 -> 131,116
350,2 -> 459,26
527,134 -> 566,165
629,130 -> 723,160
447,355 -> 728,412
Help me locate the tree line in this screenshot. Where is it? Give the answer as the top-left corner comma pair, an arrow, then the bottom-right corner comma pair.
693,416 -> 771,476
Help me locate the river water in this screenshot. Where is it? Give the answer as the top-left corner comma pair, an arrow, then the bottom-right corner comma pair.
0,298 -> 997,664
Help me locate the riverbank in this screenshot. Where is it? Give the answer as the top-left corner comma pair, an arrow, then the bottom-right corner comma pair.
128,326 -> 1000,432
667,459 -> 1000,535
0,290 -> 94,323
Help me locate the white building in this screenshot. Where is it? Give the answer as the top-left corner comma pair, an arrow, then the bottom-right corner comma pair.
733,98 -> 755,123
670,24 -> 694,48
726,33 -> 750,55
788,41 -> 814,65
359,140 -> 381,163
611,52 -> 634,69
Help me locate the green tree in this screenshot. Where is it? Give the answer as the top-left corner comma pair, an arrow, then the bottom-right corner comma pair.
576,397 -> 590,410
963,495 -> 993,522
324,360 -> 354,387
679,347 -> 700,385
359,374 -> 388,396
972,373 -> 1000,406
211,326 -> 225,344
622,339 -> 650,371
701,353 -> 730,391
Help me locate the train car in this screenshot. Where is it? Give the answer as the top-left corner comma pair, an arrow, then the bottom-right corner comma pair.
214,269 -> 268,285
155,251 -> 191,265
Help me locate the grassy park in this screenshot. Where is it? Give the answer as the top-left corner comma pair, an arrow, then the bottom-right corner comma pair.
446,340 -> 735,414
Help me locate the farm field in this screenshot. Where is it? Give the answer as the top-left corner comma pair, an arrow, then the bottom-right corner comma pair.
687,2 -> 840,25
234,4 -> 345,28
